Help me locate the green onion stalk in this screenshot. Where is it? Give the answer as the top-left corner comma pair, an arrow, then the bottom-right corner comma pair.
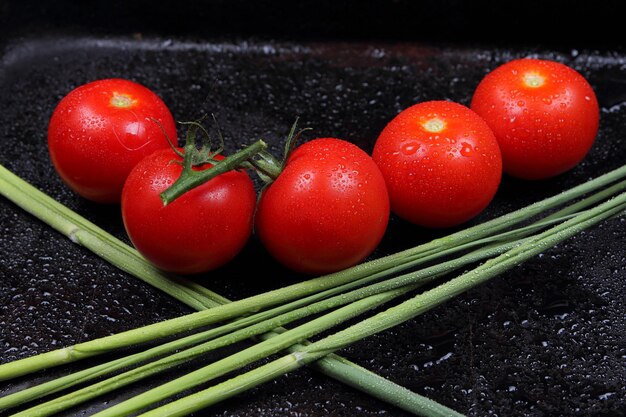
0,163 -> 625,416
26,189 -> 620,417
0,161 -> 482,417
1,164 -> 625,380
3,212 -> 582,416
126,191 -> 626,417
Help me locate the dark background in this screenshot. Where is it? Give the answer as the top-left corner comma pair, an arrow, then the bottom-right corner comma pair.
1,0 -> 625,47
1,1 -> 625,416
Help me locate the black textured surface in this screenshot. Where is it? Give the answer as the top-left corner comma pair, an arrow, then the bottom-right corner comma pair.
1,15 -> 625,417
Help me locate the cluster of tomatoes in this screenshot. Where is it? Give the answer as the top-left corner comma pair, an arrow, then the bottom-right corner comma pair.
47,58 -> 599,276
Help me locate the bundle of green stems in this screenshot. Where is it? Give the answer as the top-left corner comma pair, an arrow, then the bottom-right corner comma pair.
0,163 -> 625,417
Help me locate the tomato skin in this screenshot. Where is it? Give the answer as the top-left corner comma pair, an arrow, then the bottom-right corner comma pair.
121,149 -> 256,274
255,138 -> 390,275
471,58 -> 599,179
372,100 -> 502,228
48,78 -> 176,203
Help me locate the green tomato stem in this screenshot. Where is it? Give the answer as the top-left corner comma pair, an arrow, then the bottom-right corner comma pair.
159,139 -> 268,205
246,153 -> 283,182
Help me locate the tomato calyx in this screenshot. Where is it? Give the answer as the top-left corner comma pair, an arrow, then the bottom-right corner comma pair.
422,117 -> 446,133
177,117 -> 226,167
280,117 -> 312,169
522,72 -> 545,88
110,93 -> 137,108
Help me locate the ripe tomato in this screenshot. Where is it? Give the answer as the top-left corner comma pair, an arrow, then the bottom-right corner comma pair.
372,100 -> 502,228
48,78 -> 176,203
121,148 -> 256,274
471,58 -> 599,179
255,138 -> 390,275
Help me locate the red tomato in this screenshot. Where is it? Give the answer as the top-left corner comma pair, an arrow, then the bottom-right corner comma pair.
372,100 -> 502,228
471,58 -> 599,179
255,138 -> 390,275
121,148 -> 256,274
48,78 -> 176,203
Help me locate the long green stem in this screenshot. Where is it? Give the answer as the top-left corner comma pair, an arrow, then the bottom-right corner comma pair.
3,169 -> 625,382
137,193 -> 626,417
0,207 -> 558,381
3,285 -> 414,417
3,218 -> 540,414
0,163 -> 464,416
0,164 -> 228,311
310,356 -> 465,417
91,288 -> 412,417
160,140 -> 268,205
1,164 -> 625,416
30,194 -> 620,416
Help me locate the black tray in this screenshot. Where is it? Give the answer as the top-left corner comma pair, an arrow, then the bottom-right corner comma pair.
1,5 -> 625,417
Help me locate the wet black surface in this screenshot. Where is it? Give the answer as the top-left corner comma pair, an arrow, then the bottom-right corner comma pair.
0,28 -> 625,417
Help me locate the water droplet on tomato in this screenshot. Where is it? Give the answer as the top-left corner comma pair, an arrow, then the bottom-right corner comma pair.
460,142 -> 473,157
401,142 -> 421,155
517,100 -> 525,107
